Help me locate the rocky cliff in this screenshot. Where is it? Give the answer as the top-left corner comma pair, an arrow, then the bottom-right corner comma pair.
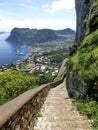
6,28 -> 75,45
66,0 -> 98,98
75,0 -> 93,43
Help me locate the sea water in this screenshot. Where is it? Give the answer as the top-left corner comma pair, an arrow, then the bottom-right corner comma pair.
0,33 -> 27,67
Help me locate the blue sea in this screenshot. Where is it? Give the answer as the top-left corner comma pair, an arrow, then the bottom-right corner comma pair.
0,32 -> 27,67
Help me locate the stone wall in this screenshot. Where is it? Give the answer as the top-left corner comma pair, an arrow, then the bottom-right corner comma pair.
75,0 -> 93,43
0,76 -> 65,130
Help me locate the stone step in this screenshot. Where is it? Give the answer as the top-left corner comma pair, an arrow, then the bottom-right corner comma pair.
34,79 -> 92,130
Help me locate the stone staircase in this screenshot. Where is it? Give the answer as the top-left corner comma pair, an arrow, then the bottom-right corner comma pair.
34,80 -> 92,130
0,77 -> 92,130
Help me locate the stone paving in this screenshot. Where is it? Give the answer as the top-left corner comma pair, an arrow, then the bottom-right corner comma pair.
34,80 -> 92,130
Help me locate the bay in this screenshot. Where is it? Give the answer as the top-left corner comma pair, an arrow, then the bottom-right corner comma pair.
0,32 -> 27,67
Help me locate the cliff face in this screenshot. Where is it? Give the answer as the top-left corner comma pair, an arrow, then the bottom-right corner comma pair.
75,0 -> 93,43
66,0 -> 98,98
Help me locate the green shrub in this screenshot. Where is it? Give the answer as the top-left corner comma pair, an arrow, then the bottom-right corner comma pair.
91,0 -> 98,11
0,70 -> 39,105
73,97 -> 98,129
66,59 -> 73,71
69,44 -> 78,56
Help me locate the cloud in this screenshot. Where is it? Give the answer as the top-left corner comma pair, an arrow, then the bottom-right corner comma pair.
41,4 -> 51,12
0,18 -> 76,31
51,0 -> 75,11
19,3 -> 33,9
19,3 -> 27,7
22,0 -> 32,4
42,4 -> 49,9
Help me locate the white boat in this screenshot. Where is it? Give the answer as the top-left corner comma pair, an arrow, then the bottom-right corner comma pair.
16,50 -> 25,55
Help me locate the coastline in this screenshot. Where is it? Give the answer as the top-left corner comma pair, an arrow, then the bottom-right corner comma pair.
0,51 -> 35,72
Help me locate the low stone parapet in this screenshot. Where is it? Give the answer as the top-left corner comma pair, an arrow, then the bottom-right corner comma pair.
0,75 -> 65,130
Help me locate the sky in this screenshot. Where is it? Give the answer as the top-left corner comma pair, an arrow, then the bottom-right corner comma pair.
0,0 -> 76,32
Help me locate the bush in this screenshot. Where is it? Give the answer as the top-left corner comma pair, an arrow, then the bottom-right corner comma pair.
73,97 -> 98,129
0,70 -> 39,105
69,44 -> 78,56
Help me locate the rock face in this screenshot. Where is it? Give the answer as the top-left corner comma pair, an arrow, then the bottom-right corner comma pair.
66,0 -> 94,98
66,73 -> 86,98
6,27 -> 75,45
75,0 -> 93,43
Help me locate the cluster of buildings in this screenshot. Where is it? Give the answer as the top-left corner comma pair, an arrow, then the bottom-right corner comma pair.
0,52 -> 59,78
34,54 -> 59,77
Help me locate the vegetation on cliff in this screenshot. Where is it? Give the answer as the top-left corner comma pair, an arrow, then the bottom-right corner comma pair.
66,30 -> 98,97
66,0 -> 98,129
66,33 -> 98,127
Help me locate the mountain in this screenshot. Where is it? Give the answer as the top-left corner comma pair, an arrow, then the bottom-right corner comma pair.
57,28 -> 76,35
6,27 -> 75,45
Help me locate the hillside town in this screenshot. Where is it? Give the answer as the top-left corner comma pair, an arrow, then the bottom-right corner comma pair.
0,46 -> 68,80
